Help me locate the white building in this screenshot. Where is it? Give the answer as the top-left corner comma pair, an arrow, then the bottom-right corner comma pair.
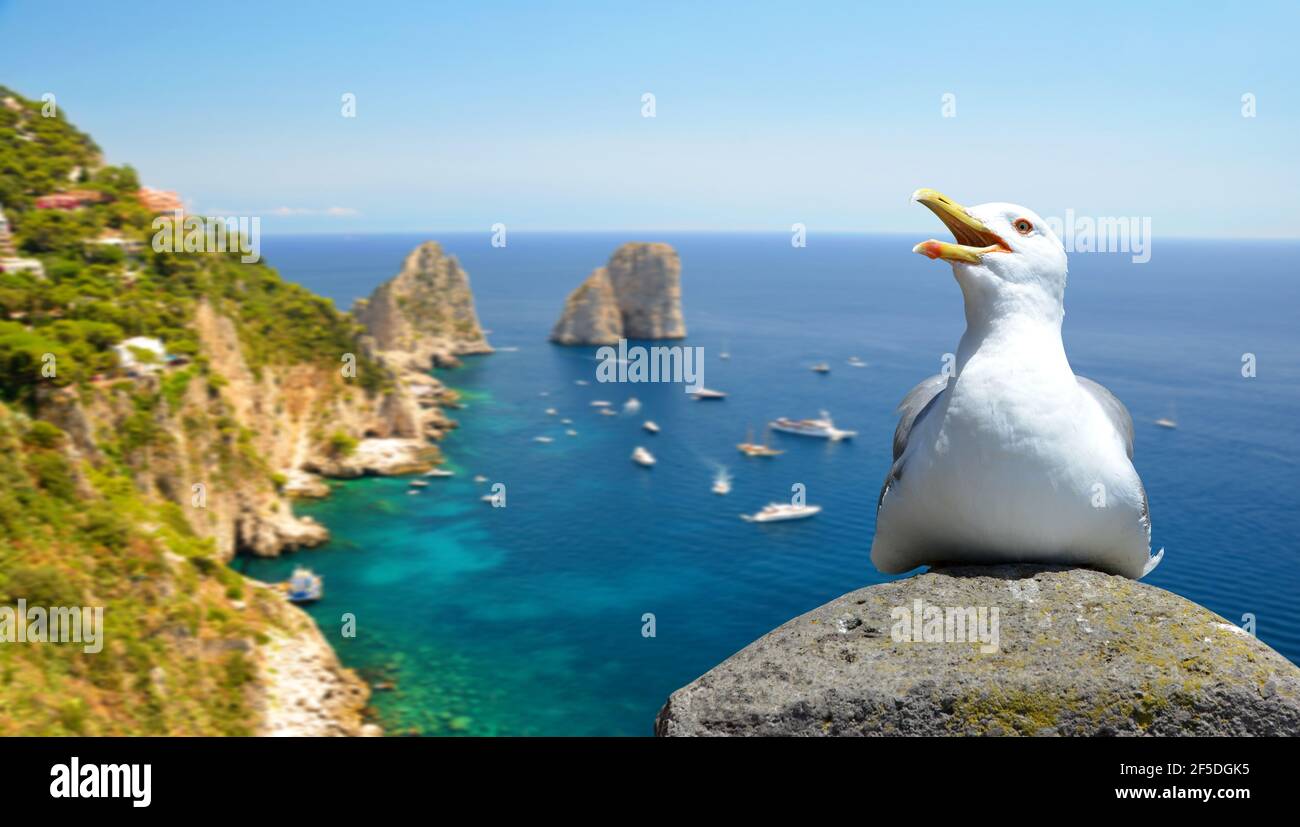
112,336 -> 168,375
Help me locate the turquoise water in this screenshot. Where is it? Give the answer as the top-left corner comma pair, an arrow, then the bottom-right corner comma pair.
239,233 -> 1300,736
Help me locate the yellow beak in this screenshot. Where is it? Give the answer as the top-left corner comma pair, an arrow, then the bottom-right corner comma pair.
911,188 -> 1009,263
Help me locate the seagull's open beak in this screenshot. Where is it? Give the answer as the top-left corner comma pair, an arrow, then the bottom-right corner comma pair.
911,188 -> 1010,263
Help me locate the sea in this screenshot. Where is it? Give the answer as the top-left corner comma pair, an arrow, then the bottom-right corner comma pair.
238,232 -> 1300,736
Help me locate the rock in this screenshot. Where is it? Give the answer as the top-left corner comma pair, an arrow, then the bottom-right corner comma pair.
551,242 -> 685,345
354,241 -> 492,372
656,565 -> 1300,736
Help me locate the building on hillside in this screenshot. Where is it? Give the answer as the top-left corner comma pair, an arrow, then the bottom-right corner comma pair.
34,190 -> 108,210
0,204 -> 13,256
136,187 -> 184,214
0,257 -> 46,277
85,228 -> 144,255
112,336 -> 168,376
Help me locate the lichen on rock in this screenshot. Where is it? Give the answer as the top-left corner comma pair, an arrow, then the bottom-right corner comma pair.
656,565 -> 1300,736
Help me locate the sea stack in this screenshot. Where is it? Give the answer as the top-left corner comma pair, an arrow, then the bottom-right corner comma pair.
550,242 -> 685,345
354,241 -> 492,370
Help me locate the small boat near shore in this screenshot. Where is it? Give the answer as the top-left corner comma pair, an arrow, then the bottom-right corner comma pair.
632,446 -> 656,467
425,468 -> 454,478
409,479 -> 429,488
769,411 -> 856,441
534,436 -> 554,443
643,421 -> 660,434
740,503 -> 821,523
280,567 -> 323,603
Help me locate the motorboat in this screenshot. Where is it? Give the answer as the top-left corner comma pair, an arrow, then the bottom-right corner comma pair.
740,503 -> 821,523
769,411 -> 856,441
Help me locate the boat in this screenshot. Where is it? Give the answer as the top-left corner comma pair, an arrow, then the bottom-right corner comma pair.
720,339 -> 731,360
425,468 -> 454,478
566,429 -> 578,436
283,567 -> 323,603
811,362 -> 831,374
545,407 -> 558,415
480,494 -> 498,504
409,479 -> 429,488
712,468 -> 732,495
740,503 -> 822,523
560,418 -> 573,425
473,475 -> 488,483
1155,403 -> 1178,430
690,388 -> 727,400
623,397 -> 642,414
847,356 -> 867,368
590,400 -> 611,407
599,408 -> 617,417
643,420 -> 660,434
737,426 -> 784,457
631,446 -> 656,467
575,380 -> 589,386
533,436 -> 554,443
769,411 -> 857,441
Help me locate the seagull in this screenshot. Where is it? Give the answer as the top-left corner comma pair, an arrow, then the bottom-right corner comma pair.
871,189 -> 1162,579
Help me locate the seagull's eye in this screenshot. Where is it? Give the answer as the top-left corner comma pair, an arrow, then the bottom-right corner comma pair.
1013,218 -> 1034,235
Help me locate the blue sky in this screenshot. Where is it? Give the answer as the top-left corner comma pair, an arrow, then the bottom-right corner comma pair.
1,0 -> 1297,236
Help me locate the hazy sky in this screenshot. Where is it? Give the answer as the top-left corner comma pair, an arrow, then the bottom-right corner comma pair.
2,1 -> 1297,236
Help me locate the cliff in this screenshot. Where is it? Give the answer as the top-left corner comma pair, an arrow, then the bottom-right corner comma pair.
0,88 -> 499,735
550,242 -> 685,345
353,241 -> 492,371
656,565 -> 1300,736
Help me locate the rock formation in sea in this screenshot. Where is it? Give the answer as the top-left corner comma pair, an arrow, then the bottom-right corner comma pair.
656,565 -> 1300,736
354,241 -> 493,371
550,242 -> 685,345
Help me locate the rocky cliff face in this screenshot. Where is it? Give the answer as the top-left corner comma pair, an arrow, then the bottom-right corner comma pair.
354,241 -> 492,371
657,565 -> 1300,736
551,242 -> 685,345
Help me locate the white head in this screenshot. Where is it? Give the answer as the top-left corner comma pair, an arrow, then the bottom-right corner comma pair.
911,189 -> 1068,325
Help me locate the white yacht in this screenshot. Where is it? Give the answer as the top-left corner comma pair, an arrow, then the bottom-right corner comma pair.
566,429 -> 579,437
623,397 -> 642,414
533,436 -> 554,443
769,411 -> 856,441
811,362 -> 831,374
712,468 -> 732,495
590,400 -> 611,407
425,468 -> 454,478
690,388 -> 727,400
847,356 -> 867,368
740,502 -> 822,523
473,475 -> 489,483
560,418 -> 573,425
545,407 -> 558,415
631,446 -> 656,467
599,408 -> 617,417
409,479 -> 429,488
643,420 -> 660,434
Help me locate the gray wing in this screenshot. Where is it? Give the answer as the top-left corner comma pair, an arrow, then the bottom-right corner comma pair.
1077,375 -> 1133,459
1078,375 -> 1149,528
878,374 -> 948,511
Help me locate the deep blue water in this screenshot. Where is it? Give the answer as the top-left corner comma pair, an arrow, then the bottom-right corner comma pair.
240,232 -> 1300,736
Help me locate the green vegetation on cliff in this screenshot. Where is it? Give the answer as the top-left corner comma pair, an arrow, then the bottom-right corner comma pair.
0,86 -> 383,733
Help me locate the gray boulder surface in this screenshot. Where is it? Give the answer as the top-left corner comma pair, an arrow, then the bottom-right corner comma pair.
656,565 -> 1300,736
